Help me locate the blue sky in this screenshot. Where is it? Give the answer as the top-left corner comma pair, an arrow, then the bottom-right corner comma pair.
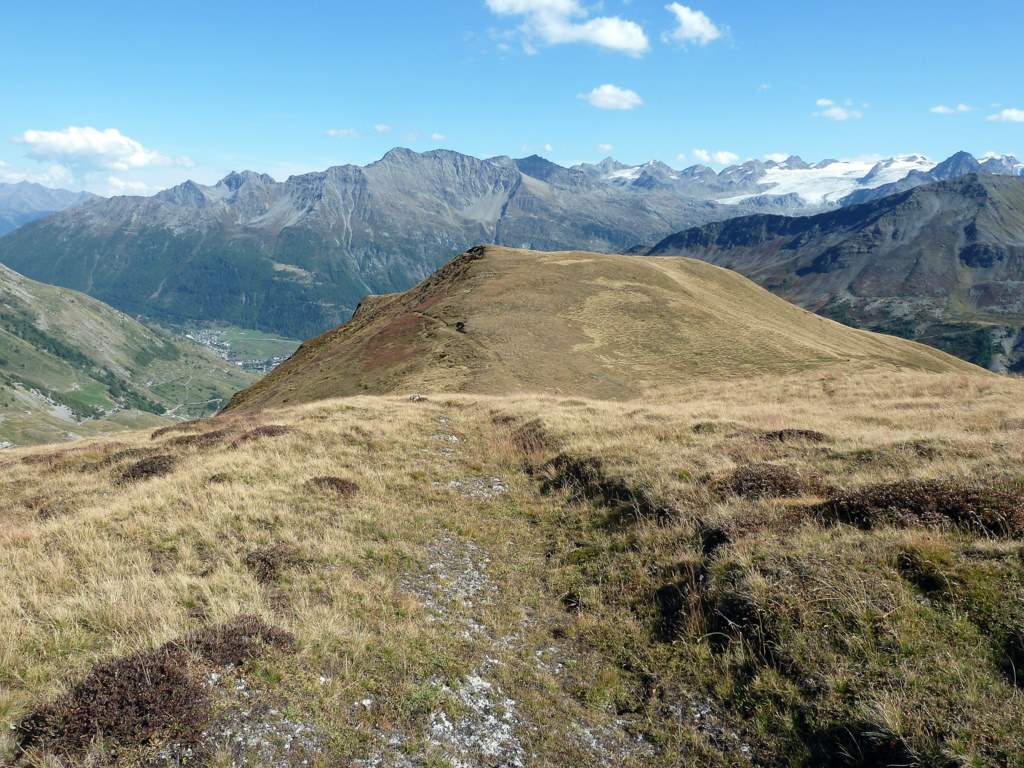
1,0 -> 1022,194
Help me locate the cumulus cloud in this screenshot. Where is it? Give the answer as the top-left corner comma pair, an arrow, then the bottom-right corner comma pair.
580,84 -> 643,110
814,98 -> 863,121
598,143 -> 614,153
431,132 -> 447,142
930,104 -> 972,114
325,128 -> 359,138
664,3 -> 722,46
987,108 -> 1024,123
485,0 -> 649,56
543,143 -> 554,152
374,124 -> 392,133
16,126 -> 184,171
692,148 -> 737,165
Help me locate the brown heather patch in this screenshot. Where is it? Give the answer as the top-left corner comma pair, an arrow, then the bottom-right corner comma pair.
118,454 -> 178,483
305,476 -> 359,497
229,424 -> 293,448
758,428 -> 831,444
182,615 -> 295,666
244,544 -> 306,584
708,463 -> 824,500
14,616 -> 293,760
166,428 -> 233,449
22,494 -> 75,521
79,446 -> 157,473
814,479 -> 1024,538
19,450 -> 74,467
14,644 -> 209,759
150,421 -> 208,440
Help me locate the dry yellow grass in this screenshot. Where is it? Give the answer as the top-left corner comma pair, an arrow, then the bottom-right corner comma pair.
2,368 -> 1024,766
227,246 -> 973,411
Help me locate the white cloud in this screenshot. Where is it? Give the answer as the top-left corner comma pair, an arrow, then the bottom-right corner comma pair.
598,143 -> 614,153
758,83 -> 771,92
374,124 -> 392,133
580,84 -> 643,110
105,176 -> 153,195
431,132 -> 447,142
16,126 -> 184,171
930,104 -> 972,114
543,143 -> 554,152
691,148 -> 737,166
675,152 -> 686,162
485,0 -> 649,56
987,108 -> 1024,123
0,161 -> 75,188
664,3 -> 722,46
325,128 -> 359,138
764,153 -> 789,163
814,98 -> 863,121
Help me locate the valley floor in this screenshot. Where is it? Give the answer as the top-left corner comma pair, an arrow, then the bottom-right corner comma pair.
2,370 -> 1024,766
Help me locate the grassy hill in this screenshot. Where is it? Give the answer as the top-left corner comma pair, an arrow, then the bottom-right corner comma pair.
0,264 -> 255,446
3,369 -> 1024,766
226,245 -> 974,411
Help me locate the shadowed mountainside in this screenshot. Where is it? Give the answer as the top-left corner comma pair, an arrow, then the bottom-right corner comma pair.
647,174 -> 1024,370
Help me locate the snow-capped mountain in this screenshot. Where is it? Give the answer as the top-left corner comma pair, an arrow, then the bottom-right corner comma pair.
573,151 -> 1023,211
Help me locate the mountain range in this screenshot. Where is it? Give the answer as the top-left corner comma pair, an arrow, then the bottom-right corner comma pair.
647,173 -> 1024,370
0,182 -> 96,236
0,150 -> 751,339
1,149 -> 1018,342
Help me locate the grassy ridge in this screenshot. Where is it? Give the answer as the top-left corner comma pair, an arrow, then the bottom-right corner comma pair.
2,369 -> 1023,766
227,246 -> 973,412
